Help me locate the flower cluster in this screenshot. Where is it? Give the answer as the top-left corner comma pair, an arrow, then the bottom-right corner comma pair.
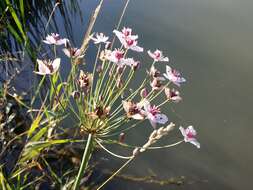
35,28 -> 200,172
30,25 -> 201,190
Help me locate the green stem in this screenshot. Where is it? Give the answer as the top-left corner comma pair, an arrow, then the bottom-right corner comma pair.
97,156 -> 134,190
73,134 -> 93,190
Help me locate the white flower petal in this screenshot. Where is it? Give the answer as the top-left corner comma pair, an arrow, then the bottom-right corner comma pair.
113,30 -> 126,45
147,50 -> 155,59
122,100 -> 129,112
143,99 -> 151,112
163,73 -> 170,80
166,65 -> 172,74
179,126 -> 186,137
63,48 -> 71,57
130,45 -> 143,52
153,114 -> 168,124
55,39 -> 67,45
43,40 -> 52,44
131,114 -> 145,120
37,59 -> 50,74
52,58 -> 61,74
189,139 -> 200,148
162,57 -> 169,62
34,71 -> 47,75
149,119 -> 157,129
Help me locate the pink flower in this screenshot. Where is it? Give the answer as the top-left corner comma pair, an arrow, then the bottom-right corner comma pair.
113,27 -> 143,52
100,49 -> 112,61
122,100 -> 145,120
147,66 -> 165,90
164,88 -> 182,102
163,65 -> 186,86
91,33 -> 109,44
113,27 -> 138,42
34,58 -> 60,75
122,27 -> 138,39
143,99 -> 168,128
150,77 -> 163,91
122,58 -> 140,70
179,126 -> 200,148
106,49 -> 125,65
147,66 -> 165,80
62,47 -> 83,58
148,49 -> 169,62
78,70 -> 93,93
124,38 -> 143,52
43,33 -> 67,45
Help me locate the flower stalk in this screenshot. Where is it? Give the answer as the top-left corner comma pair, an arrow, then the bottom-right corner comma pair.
73,133 -> 93,190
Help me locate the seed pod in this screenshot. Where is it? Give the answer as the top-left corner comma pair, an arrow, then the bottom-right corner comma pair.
132,148 -> 139,156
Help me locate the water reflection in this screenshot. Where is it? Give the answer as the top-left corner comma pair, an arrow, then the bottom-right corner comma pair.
1,0 -> 253,189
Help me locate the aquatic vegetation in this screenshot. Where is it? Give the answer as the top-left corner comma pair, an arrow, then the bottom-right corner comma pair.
0,0 -> 200,189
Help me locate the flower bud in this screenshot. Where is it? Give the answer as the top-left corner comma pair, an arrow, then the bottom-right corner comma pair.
132,61 -> 140,71
116,66 -> 124,75
119,133 -> 125,143
71,91 -> 80,99
96,64 -> 103,73
150,78 -> 163,91
140,88 -> 148,98
98,95 -> 104,102
116,77 -> 123,88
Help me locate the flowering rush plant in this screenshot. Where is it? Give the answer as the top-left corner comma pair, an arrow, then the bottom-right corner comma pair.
33,26 -> 200,189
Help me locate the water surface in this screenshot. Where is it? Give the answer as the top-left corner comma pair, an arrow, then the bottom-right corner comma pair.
2,0 -> 253,189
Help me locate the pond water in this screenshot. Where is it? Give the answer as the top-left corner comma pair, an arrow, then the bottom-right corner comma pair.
2,0 -> 253,189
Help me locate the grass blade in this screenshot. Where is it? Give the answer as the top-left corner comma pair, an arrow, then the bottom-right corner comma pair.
5,0 -> 27,41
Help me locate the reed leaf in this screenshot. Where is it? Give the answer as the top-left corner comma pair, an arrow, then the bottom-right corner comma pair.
10,163 -> 37,179
27,113 -> 43,138
30,126 -> 48,142
5,0 -> 27,41
0,169 -> 12,190
20,139 -> 75,163
19,0 -> 24,24
6,24 -> 23,44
